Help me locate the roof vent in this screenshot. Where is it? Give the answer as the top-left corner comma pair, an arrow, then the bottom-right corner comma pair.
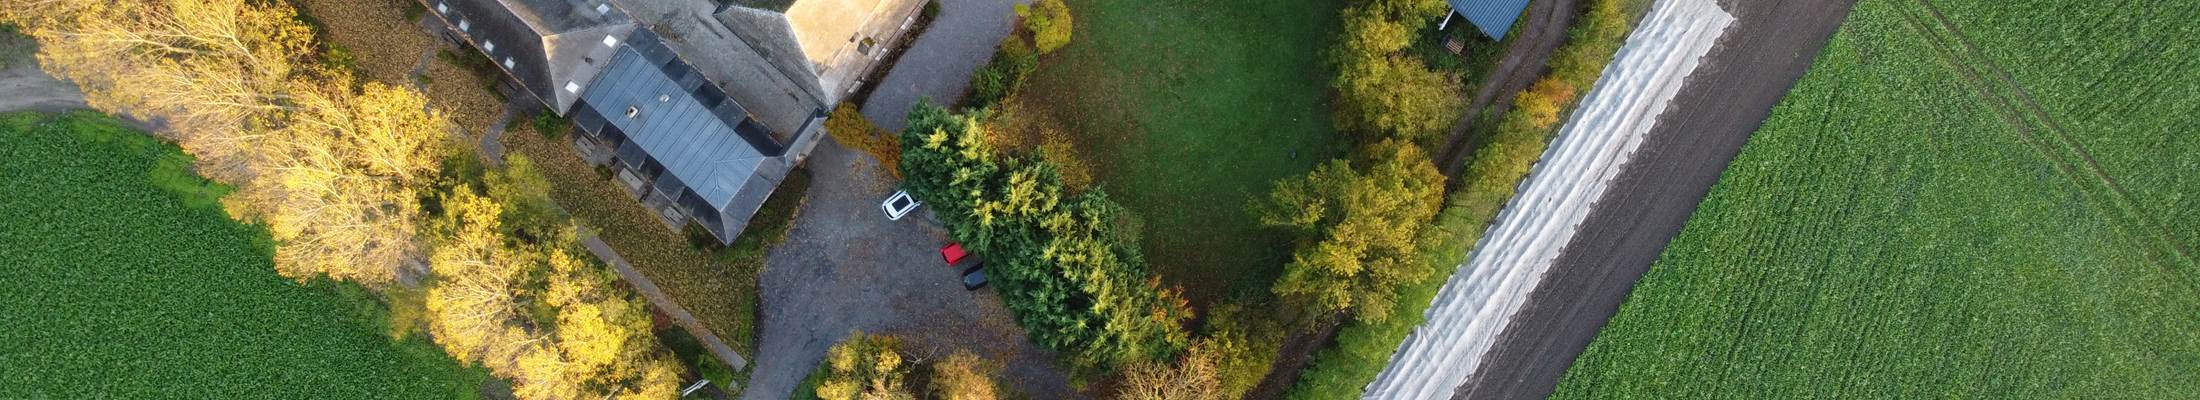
658,94 -> 670,103
625,106 -> 640,119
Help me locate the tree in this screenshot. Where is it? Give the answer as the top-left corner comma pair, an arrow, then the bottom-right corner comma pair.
900,103 -> 1191,370
1328,0 -> 1463,141
929,351 -> 999,400
1115,344 -> 1224,400
1014,0 -> 1072,54
1261,140 -> 1446,323
816,332 -> 915,400
5,0 -> 314,181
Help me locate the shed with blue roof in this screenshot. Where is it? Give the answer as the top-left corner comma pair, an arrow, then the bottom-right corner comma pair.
1448,0 -> 1532,39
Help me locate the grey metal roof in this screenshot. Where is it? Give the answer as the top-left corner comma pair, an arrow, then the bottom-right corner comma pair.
1450,0 -> 1531,39
579,38 -> 779,214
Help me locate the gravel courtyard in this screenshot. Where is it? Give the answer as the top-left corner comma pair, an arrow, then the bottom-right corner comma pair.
743,141 -> 1076,399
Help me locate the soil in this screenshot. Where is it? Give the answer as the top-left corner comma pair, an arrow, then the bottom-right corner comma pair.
1452,1 -> 1857,399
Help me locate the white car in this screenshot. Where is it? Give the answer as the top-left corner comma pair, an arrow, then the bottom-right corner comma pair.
882,190 -> 920,221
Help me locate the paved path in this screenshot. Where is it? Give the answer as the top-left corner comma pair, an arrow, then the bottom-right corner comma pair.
579,234 -> 751,373
858,0 -> 1032,131
1454,1 -> 1855,399
742,140 -> 1076,400
480,102 -> 516,166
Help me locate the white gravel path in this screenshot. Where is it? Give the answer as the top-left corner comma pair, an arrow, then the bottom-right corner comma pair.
1361,0 -> 1734,398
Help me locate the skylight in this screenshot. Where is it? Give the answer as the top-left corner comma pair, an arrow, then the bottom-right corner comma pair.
565,81 -> 580,93
603,36 -> 619,48
458,19 -> 469,32
483,40 -> 495,53
436,2 -> 447,13
503,58 -> 514,69
596,3 -> 611,15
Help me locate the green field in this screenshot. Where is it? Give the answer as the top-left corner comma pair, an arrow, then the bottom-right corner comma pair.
0,112 -> 487,398
1555,0 -> 2199,397
1019,0 -> 1349,303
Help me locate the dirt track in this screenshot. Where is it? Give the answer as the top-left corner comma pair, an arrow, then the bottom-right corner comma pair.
1453,1 -> 1856,399
0,58 -> 86,114
1433,0 -> 1577,178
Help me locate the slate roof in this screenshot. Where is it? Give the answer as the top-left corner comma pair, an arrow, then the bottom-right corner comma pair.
429,0 -> 635,113
1450,0 -> 1532,39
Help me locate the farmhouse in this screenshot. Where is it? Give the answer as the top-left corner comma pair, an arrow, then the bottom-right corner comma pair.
1446,0 -> 1532,39
421,0 -> 925,244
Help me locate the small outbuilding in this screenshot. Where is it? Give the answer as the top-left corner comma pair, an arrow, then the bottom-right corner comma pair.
1447,0 -> 1533,40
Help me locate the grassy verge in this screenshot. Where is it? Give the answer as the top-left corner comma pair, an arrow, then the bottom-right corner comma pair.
1015,0 -> 1349,306
0,111 -> 488,398
1282,0 -> 1644,397
1554,1 -> 2200,397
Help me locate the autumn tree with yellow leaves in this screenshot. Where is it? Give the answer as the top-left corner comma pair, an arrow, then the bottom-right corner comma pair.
6,3 -> 689,399
428,187 -> 680,399
1259,139 -> 1446,324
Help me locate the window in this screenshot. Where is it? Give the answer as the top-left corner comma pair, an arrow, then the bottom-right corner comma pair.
458,19 -> 469,32
482,40 -> 495,53
564,81 -> 580,93
502,58 -> 514,69
602,36 -> 619,48
436,2 -> 447,13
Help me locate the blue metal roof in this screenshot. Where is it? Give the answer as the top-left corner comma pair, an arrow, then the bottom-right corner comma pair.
1450,0 -> 1531,39
579,40 -> 774,212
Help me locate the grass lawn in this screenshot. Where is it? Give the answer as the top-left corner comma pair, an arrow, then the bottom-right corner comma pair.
1016,0 -> 1350,305
1555,0 -> 2200,397
0,112 -> 488,399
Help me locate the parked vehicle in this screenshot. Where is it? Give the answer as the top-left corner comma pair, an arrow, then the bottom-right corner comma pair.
882,190 -> 920,220
941,243 -> 969,265
959,262 -> 987,290
941,243 -> 985,290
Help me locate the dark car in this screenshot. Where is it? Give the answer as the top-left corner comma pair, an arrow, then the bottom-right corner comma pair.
959,262 -> 987,290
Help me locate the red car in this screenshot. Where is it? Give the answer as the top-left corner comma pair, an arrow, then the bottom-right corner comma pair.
940,243 -> 986,290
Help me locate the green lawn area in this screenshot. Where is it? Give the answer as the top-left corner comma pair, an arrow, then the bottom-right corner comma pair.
0,112 -> 488,399
1018,0 -> 1350,304
1554,0 -> 2199,397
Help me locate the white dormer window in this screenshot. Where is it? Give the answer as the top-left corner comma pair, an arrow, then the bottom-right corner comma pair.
595,3 -> 611,14
502,58 -> 514,69
458,19 -> 469,32
436,2 -> 447,13
482,40 -> 495,53
602,36 -> 619,48
564,81 -> 580,93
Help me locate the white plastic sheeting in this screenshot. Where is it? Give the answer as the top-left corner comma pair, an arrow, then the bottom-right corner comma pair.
1361,0 -> 1734,398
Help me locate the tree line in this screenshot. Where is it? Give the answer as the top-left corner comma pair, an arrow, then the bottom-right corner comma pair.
2,1 -> 684,397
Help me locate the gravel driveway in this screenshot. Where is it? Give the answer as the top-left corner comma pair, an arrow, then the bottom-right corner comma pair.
743,140 -> 1076,399
858,0 -> 1032,131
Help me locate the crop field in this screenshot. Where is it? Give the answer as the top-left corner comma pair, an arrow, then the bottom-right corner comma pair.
0,112 -> 486,398
1553,0 -> 2199,398
1016,0 -> 1348,304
